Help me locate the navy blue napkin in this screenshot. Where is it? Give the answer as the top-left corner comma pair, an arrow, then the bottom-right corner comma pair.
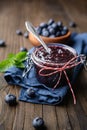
4,33 -> 87,105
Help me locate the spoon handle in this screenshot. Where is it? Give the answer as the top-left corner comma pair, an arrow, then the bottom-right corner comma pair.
25,21 -> 50,53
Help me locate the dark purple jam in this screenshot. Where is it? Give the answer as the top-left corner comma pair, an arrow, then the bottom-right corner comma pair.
36,46 -> 74,64
32,44 -> 76,88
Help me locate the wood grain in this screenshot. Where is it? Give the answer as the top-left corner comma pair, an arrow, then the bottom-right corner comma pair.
0,0 -> 87,130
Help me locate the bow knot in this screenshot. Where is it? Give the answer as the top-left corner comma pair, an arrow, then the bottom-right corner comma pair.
39,54 -> 86,104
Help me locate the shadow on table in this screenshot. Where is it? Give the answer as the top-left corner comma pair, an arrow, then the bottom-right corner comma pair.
35,126 -> 47,130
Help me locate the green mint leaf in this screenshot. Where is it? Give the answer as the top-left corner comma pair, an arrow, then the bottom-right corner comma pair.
0,51 -> 27,72
15,51 -> 27,62
7,53 -> 15,59
0,59 -> 14,72
15,62 -> 25,68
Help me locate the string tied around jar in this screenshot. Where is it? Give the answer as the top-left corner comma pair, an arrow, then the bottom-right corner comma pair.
39,54 -> 86,104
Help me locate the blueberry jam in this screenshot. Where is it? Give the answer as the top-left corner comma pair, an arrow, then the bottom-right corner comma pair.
32,44 -> 76,88
35,46 -> 74,64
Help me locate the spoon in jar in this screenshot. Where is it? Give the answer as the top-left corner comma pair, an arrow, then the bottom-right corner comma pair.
25,21 -> 51,54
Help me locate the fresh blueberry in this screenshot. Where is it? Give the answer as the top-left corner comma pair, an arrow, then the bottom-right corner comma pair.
42,30 -> 49,37
61,30 -> 67,36
5,94 -> 17,106
42,28 -> 48,32
24,32 -> 29,38
20,47 -> 28,52
35,27 -> 42,35
58,26 -> 63,31
16,29 -> 22,35
55,31 -> 61,37
49,35 -> 55,38
48,19 -> 54,25
57,21 -> 63,27
26,87 -> 35,97
69,21 -> 77,27
47,25 -> 52,30
40,23 -> 48,28
49,27 -> 56,35
63,26 -> 68,33
51,23 -> 58,29
0,40 -> 6,47
32,117 -> 44,129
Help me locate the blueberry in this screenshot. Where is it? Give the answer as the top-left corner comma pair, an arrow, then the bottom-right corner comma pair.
32,117 -> 44,129
35,27 -> 42,35
42,28 -> 48,32
48,19 -> 54,25
24,32 -> 29,38
55,31 -> 61,37
49,28 -> 56,35
58,26 -> 63,31
57,21 -> 63,27
69,21 -> 77,27
0,40 -> 6,47
42,30 -> 49,37
26,87 -> 35,97
5,94 -> 17,106
20,47 -> 28,52
63,26 -> 68,32
47,25 -> 52,30
51,23 -> 58,29
16,29 -> 22,35
49,35 -> 55,38
61,30 -> 67,36
40,23 -> 47,28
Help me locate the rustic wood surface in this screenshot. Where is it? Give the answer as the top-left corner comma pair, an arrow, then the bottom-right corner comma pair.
0,0 -> 87,130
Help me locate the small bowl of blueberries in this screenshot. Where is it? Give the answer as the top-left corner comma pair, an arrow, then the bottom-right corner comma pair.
29,19 -> 71,46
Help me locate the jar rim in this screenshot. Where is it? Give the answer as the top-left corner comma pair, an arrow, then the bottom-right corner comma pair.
31,43 -> 77,67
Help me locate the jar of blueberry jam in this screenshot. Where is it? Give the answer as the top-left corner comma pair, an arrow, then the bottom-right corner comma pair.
31,43 -> 77,88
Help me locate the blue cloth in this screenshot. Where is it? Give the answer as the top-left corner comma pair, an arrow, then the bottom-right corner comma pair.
4,33 -> 87,105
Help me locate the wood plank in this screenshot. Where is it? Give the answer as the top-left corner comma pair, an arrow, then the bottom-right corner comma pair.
75,101 -> 87,130
59,0 -> 87,32
12,87 -> 25,130
56,105 -> 72,130
43,105 -> 59,130
3,86 -> 17,130
24,103 -> 42,130
66,102 -> 81,130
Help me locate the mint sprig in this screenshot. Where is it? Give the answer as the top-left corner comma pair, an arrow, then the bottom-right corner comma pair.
0,51 -> 27,72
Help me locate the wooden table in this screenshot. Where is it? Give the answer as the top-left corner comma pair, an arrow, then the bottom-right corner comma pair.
0,0 -> 87,130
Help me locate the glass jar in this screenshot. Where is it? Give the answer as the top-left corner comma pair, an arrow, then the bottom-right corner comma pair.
31,43 -> 77,88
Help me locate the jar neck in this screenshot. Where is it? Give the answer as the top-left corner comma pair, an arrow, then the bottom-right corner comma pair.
31,44 -> 77,68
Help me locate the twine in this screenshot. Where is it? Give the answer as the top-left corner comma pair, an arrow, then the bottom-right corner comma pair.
39,54 -> 86,104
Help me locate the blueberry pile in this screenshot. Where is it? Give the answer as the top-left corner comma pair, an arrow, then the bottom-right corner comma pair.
35,19 -> 69,38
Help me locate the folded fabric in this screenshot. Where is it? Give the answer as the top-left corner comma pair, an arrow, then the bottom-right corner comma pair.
4,33 -> 87,105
